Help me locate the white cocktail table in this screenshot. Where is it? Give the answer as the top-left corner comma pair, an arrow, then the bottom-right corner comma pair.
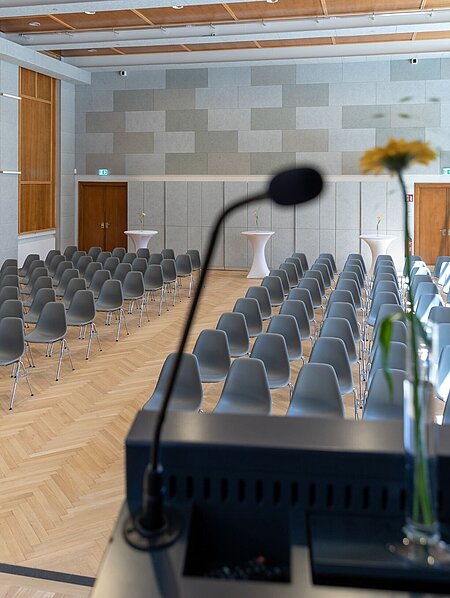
242,230 -> 274,279
124,230 -> 158,251
360,234 -> 396,277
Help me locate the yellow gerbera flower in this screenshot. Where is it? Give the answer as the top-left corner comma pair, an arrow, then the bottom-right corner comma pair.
360,138 -> 437,175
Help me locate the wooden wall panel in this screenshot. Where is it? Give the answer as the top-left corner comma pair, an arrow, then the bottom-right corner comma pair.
19,68 -> 56,234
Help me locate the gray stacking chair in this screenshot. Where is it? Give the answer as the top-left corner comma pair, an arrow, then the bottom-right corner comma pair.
193,329 -> 231,383
63,246 -> 77,261
372,272 -> 399,289
287,363 -> 344,418
123,252 -> 137,265
336,278 -> 363,312
444,397 -> 450,425
261,276 -> 284,307
66,290 -> 101,360
280,299 -> 313,343
143,353 -> 202,412
149,253 -> 163,265
24,288 -> 56,325
435,256 -> 450,278
214,358 -> 271,415
89,269 -> 111,300
315,257 -> 335,281
311,262 -> 332,290
269,269 -> 290,296
61,277 -> 86,311
298,278 -> 324,316
76,255 -> 93,277
285,256 -> 304,279
429,306 -> 450,325
367,291 -> 400,328
325,289 -> 357,316
143,265 -> 165,316
373,303 -> 405,333
216,312 -> 250,357
175,254 -> 193,298
162,248 -> 175,260
369,321 -> 407,364
309,336 -> 358,418
0,317 -> 33,409
233,297 -> 263,337
97,251 -> 112,267
245,286 -> 272,321
70,250 -> 86,269
364,369 -> 406,421
280,262 -> 299,288
55,268 -> 79,298
22,260 -> 45,285
1,275 -> 20,289
372,280 -> 401,303
52,261 -> 73,287
132,257 -> 148,276
343,264 -> 365,289
112,247 -> 126,261
293,252 -> 308,272
268,314 -> 304,363
136,248 -> 150,261
187,249 -> 201,273
25,301 -> 74,381
325,302 -> 361,350
414,282 -> 439,309
84,262 -> 102,287
48,254 -> 65,277
123,271 -> 147,327
367,341 -> 407,391
44,250 -> 60,269
95,279 -> 128,342
320,317 -> 361,397
319,253 -> 338,276
19,254 -> 39,278
287,288 -> 316,335
161,259 -> 178,306
21,267 -> 48,295
0,299 -> 23,321
436,323 -> 450,360
403,255 -> 422,277
250,332 -> 292,397
436,345 -> 450,402
1,259 -> 18,275
304,269 -> 326,298
113,262 -> 132,286
416,294 -> 443,323
88,247 -> 102,261
103,256 -> 120,277
0,286 -> 19,307
23,276 -> 52,308
0,266 -> 19,281
346,254 -> 366,271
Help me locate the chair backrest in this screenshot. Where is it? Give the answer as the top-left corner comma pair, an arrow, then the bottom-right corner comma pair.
364,369 -> 406,421
71,250 -> 86,268
320,317 -> 357,361
132,257 -> 148,275
343,264 -> 364,287
143,264 -> 163,289
414,281 -> 439,301
326,289 -> 356,314
338,271 -> 361,292
403,255 -> 422,277
288,363 -> 344,418
280,262 -> 299,287
84,262 -> 102,285
161,258 -> 177,282
269,269 -> 290,295
0,299 -> 23,321
335,278 -> 362,308
175,254 -> 192,276
55,268 -> 79,291
245,286 -> 272,320
123,252 -> 137,265
325,301 -> 359,340
233,297 -> 263,337
216,312 -> 249,357
97,251 -> 112,266
373,271 -> 398,288
0,259 -> 18,274
187,249 -> 201,270
76,255 -> 93,276
96,279 -> 124,310
371,321 -> 407,357
416,293 -> 443,323
87,246 -> 102,261
45,249 -> 61,268
261,276 -> 284,307
48,254 -> 65,276
192,329 -> 231,381
66,289 -> 96,323
0,266 -> 18,281
34,301 -> 67,339
309,336 -> 354,394
61,278 -> 86,309
136,248 -> 150,261
19,254 -> 39,275
280,299 -> 311,339
348,253 -> 366,274
319,253 -> 338,275
53,261 -> 73,285
90,269 -> 111,295
26,267 -> 48,289
368,341 -> 407,388
373,303 -> 405,332
304,269 -> 325,295
285,256 -> 304,279
103,257 -> 120,276
112,247 -> 126,261
214,358 -> 271,415
113,262 -> 132,285
63,246 -> 77,261
367,291 -> 400,327
24,259 -> 45,281
0,317 -> 24,362
287,287 -> 314,320
26,276 -> 52,301
250,332 -> 291,388
0,286 -> 19,306
436,323 -> 450,359
428,306 -> 450,325
0,274 -> 19,289
435,256 -> 450,278
149,253 -> 163,265
267,314 -> 302,361
315,257 -> 334,280
123,271 -> 145,297
143,353 -> 202,412
292,252 -> 309,271
311,263 -> 331,288
372,280 -> 400,299
26,288 -> 56,320
437,345 -> 450,402
162,248 -> 175,260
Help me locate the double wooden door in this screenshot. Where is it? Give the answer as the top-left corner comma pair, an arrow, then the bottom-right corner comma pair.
414,183 -> 450,265
78,182 -> 127,252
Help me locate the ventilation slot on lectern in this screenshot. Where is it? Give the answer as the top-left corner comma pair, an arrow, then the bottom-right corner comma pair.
291,482 -> 299,506
255,479 -> 263,504
238,479 -> 246,503
344,485 -> 352,509
203,477 -> 211,500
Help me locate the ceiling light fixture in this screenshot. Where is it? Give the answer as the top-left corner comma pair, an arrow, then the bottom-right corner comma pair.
266,0 -> 279,3
84,11 -> 96,14
28,21 -> 41,27
87,48 -> 97,53
369,12 -> 375,21
172,4 -> 184,8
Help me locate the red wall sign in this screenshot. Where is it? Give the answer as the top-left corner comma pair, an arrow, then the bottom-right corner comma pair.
406,193 -> 414,202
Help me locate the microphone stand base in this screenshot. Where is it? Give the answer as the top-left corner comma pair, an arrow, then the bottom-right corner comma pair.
123,507 -> 182,551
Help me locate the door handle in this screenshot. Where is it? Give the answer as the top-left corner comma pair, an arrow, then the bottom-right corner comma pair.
440,228 -> 447,236
100,222 -> 105,229
105,222 -> 110,229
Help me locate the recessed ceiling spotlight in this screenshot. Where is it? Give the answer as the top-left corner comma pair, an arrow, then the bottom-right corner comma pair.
87,48 -> 97,53
172,4 -> 184,8
266,0 -> 279,3
28,21 -> 41,27
85,11 -> 96,15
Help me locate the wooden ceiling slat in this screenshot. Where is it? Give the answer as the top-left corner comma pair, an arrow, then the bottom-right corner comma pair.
186,40 -> 258,51
258,36 -> 334,47
138,4 -> 233,26
336,32 -> 415,43
59,47 -> 120,57
118,44 -> 188,54
230,0 -> 324,20
0,15 -> 70,33
222,3 -> 239,21
54,10 -> 147,30
424,0 -> 450,7
47,14 -> 75,30
130,9 -> 155,26
416,29 -> 450,38
325,0 -> 422,15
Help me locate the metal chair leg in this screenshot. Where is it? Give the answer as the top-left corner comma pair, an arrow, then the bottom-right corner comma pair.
56,340 -> 64,381
9,361 -> 20,409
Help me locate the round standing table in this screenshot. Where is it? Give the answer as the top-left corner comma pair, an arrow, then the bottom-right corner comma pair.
124,230 -> 158,251
242,230 -> 274,279
360,234 -> 396,278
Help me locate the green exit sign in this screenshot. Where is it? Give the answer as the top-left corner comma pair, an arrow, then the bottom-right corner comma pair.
98,168 -> 109,176
442,168 -> 450,175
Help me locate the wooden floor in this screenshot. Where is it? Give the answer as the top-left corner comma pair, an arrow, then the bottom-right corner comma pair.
0,269 -> 443,592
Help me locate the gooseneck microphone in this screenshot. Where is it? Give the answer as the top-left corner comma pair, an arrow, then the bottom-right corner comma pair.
124,167 -> 323,550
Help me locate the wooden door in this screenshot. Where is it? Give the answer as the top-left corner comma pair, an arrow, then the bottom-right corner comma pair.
414,183 -> 449,265
78,182 -> 127,252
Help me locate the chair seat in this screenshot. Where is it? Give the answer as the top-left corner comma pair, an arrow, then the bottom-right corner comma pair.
95,301 -> 121,312
24,314 -> 39,325
124,293 -> 143,301
0,353 -> 19,366
66,315 -> 95,327
214,392 -> 270,415
25,330 -> 65,344
266,372 -> 290,389
198,365 -> 228,383
145,283 -> 163,292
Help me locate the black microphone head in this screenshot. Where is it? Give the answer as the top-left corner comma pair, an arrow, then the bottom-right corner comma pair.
268,167 -> 323,206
